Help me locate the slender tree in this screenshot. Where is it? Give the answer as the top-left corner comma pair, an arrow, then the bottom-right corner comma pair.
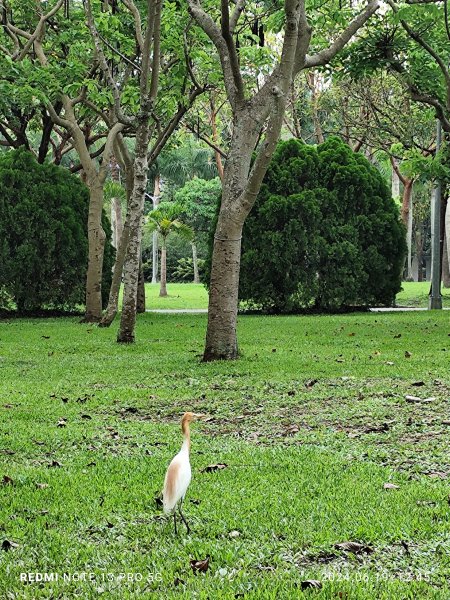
146,204 -> 194,296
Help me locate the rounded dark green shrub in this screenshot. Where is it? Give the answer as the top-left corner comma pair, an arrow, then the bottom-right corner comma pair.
0,148 -> 113,312
239,137 -> 406,312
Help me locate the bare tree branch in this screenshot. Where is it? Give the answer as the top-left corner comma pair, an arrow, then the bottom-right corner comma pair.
304,0 -> 380,68
221,0 -> 244,102
121,0 -> 144,52
230,0 -> 246,33
85,0 -> 134,125
16,0 -> 64,62
185,122 -> 227,157
186,0 -> 239,107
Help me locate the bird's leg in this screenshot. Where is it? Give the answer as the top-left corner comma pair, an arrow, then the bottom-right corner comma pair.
178,498 -> 190,534
173,511 -> 178,535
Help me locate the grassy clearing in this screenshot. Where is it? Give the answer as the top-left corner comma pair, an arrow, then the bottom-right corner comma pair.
0,312 -> 449,598
396,282 -> 450,308
122,283 -> 209,310
122,281 -> 450,311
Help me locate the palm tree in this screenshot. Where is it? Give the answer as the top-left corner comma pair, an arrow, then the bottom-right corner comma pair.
146,204 -> 194,297
158,138 -> 218,187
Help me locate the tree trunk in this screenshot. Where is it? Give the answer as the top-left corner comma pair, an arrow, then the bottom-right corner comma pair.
151,174 -> 160,283
444,199 -> 450,287
392,159 -> 400,200
407,192 -> 413,280
203,215 -> 242,361
416,229 -> 424,282
84,182 -> 106,322
137,256 -> 146,312
405,183 -> 413,280
99,155 -> 133,328
192,242 -> 200,284
111,197 -> 123,249
401,179 -> 413,226
202,113 -> 276,361
117,121 -> 151,343
110,153 -> 122,248
159,241 -> 167,297
307,71 -> 324,144
99,218 -> 130,327
443,233 -> 450,287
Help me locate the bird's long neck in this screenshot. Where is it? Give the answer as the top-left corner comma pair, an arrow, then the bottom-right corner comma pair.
181,418 -> 191,454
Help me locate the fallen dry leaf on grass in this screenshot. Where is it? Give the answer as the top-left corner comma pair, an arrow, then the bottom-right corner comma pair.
383,483 -> 400,490
300,580 -> 322,590
1,540 -> 19,551
190,556 -> 210,574
334,541 -> 374,554
201,463 -> 228,473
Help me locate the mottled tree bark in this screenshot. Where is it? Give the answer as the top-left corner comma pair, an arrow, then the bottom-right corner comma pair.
159,241 -> 168,297
443,233 -> 450,287
444,199 -> 450,287
99,136 -> 134,327
117,123 -> 152,342
137,257 -> 146,312
403,180 -> 413,280
391,159 -> 400,199
151,174 -> 160,283
85,182 -> 107,321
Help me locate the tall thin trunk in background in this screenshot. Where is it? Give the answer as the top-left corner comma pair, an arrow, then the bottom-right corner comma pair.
405,183 -> 413,280
110,154 -> 123,248
159,240 -> 167,297
391,158 -> 400,199
391,158 -> 414,279
192,242 -> 200,283
416,229 -> 424,281
137,256 -> 146,312
152,174 -> 160,283
443,233 -> 450,287
307,71 -> 324,144
99,136 -> 134,327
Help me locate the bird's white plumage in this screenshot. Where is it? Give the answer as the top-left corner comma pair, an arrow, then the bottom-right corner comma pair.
163,442 -> 191,513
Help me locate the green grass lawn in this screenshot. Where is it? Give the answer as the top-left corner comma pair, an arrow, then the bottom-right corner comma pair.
1,312 -> 450,598
122,281 -> 450,311
395,282 -> 450,308
124,283 -> 209,310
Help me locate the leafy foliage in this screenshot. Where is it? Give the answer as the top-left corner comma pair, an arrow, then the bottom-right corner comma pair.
239,137 -> 406,312
172,257 -> 206,282
175,176 -> 221,245
0,148 -> 113,312
146,203 -> 194,245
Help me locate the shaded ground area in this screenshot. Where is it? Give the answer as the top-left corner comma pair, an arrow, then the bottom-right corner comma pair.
0,312 -> 449,598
